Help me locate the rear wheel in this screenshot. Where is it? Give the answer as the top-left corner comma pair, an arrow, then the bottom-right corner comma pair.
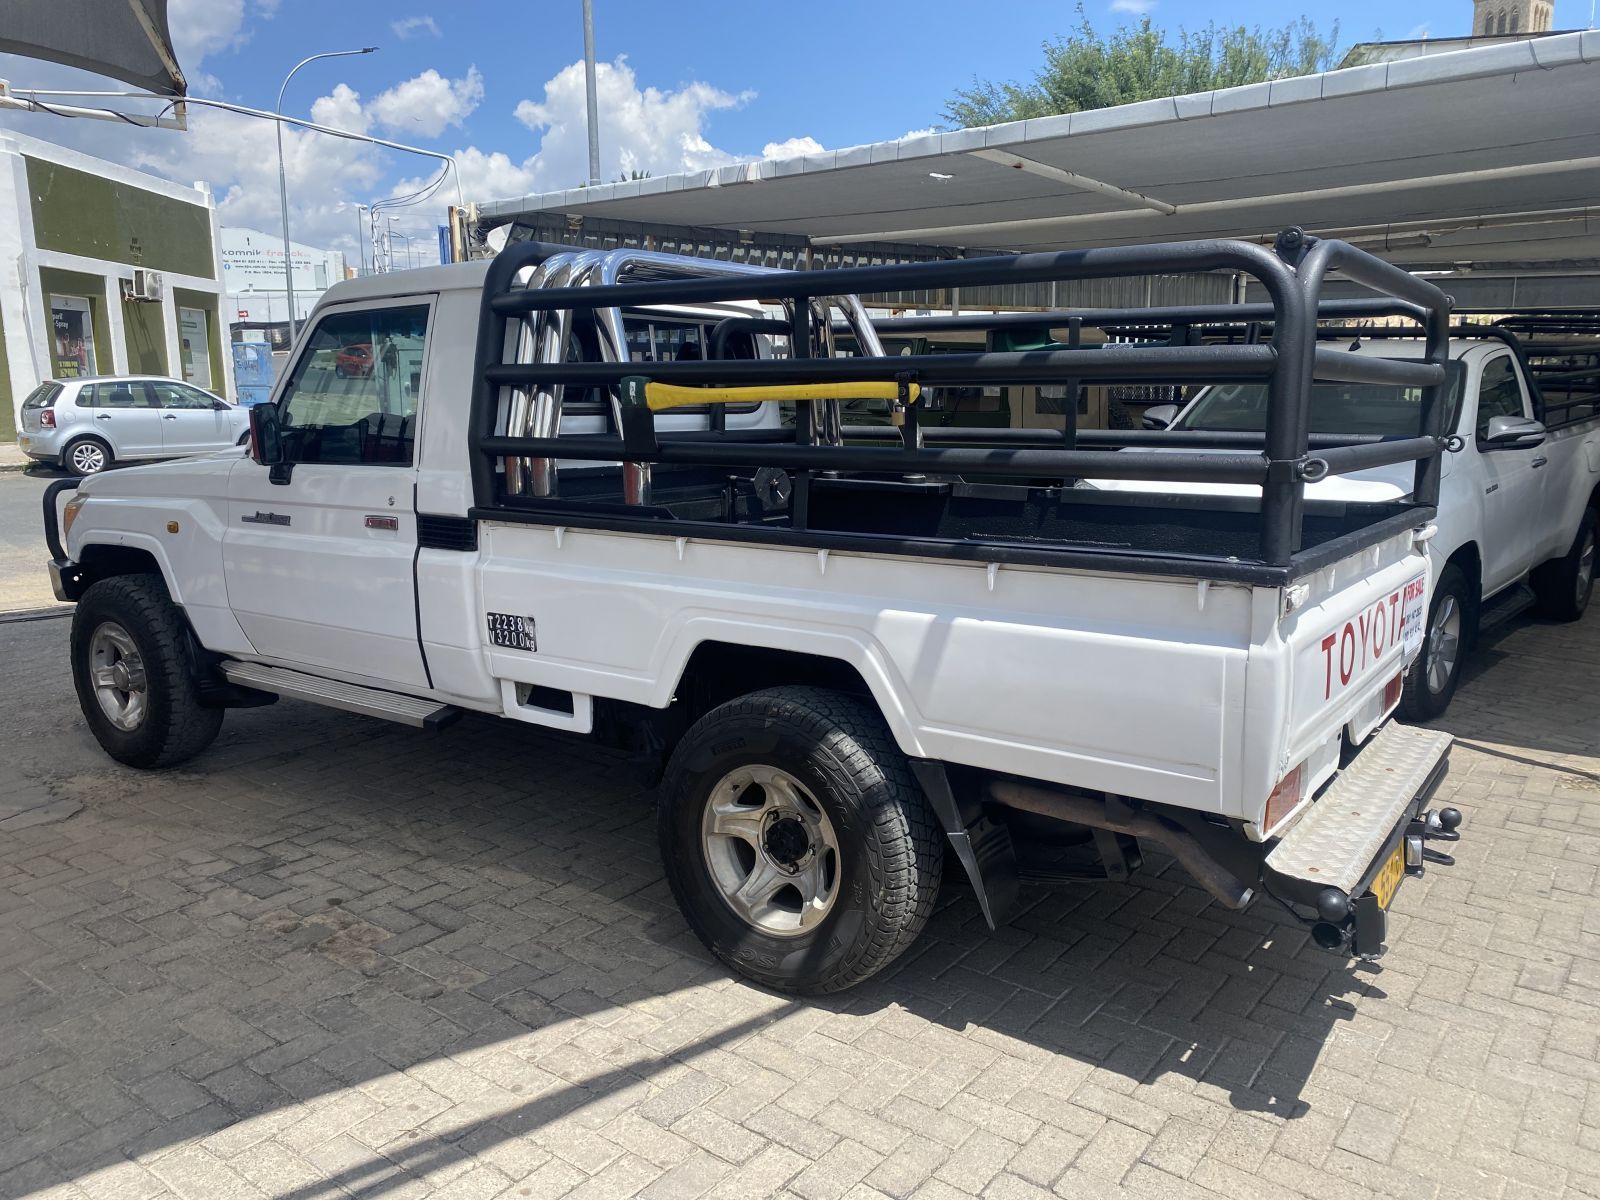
71,575 -> 223,768
659,686 -> 942,994
63,437 -> 111,477
1399,563 -> 1471,722
1531,507 -> 1596,622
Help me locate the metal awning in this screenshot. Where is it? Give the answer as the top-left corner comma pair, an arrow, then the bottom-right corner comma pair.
477,32 -> 1600,270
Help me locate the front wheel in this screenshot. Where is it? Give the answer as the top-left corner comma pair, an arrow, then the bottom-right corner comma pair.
1531,507 -> 1596,622
71,575 -> 223,768
1399,563 -> 1471,722
658,686 -> 942,994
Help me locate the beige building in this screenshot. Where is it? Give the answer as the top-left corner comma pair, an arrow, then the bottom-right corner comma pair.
1473,0 -> 1553,34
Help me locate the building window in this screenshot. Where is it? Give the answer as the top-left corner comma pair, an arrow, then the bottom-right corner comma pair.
1509,9 -> 1520,30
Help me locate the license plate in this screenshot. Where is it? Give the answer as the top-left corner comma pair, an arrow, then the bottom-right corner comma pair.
1370,843 -> 1406,910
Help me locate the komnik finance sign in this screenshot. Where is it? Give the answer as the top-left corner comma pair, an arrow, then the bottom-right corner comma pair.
220,228 -> 336,294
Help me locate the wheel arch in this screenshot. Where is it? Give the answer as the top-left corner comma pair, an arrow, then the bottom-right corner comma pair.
75,538 -> 184,605
667,634 -> 926,760
1442,540 -> 1482,607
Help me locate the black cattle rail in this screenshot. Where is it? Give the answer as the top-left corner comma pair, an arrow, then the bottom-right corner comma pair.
468,230 -> 1450,579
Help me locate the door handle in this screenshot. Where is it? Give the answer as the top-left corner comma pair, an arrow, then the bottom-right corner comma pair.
162,414 -> 179,420
1531,456 -> 1549,468
96,414 -> 112,420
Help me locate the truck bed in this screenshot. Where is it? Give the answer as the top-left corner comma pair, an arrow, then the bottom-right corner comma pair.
489,462 -> 1427,585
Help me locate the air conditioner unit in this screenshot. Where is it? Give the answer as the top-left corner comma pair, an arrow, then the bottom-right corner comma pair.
121,269 -> 163,302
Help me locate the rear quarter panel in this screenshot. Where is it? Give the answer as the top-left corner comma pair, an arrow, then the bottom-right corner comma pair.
1237,527 -> 1429,829
473,524 -> 1257,814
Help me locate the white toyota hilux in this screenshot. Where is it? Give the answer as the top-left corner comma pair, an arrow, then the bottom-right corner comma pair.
45,232 -> 1464,993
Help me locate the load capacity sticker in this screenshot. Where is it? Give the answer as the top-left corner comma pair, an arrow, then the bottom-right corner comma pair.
1320,574 -> 1426,700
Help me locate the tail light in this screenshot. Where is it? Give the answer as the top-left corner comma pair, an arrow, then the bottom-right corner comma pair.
39,409 -> 55,429
1263,764 -> 1305,836
1383,671 -> 1403,713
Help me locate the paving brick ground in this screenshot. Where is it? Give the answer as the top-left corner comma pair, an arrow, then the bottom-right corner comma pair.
2,607 -> 1599,1199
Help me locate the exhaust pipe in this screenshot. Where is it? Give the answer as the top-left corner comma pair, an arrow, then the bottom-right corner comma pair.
989,780 -> 1254,910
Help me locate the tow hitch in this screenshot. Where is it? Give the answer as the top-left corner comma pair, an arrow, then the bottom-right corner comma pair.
1309,805 -> 1462,959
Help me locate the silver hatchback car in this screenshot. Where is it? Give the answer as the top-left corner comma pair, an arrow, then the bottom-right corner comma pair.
17,375 -> 252,476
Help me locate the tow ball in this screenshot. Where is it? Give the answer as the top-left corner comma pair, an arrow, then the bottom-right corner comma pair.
1309,807 -> 1462,956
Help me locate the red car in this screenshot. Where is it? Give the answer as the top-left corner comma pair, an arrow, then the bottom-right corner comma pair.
334,343 -> 373,378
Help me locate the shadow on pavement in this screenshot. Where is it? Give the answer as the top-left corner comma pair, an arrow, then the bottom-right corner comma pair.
0,623 -> 1399,1198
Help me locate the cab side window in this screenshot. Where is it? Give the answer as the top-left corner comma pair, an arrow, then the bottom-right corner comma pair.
276,306 -> 428,465
150,382 -> 214,410
1476,355 -> 1526,439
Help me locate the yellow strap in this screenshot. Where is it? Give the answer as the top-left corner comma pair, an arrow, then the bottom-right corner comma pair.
644,380 -> 920,412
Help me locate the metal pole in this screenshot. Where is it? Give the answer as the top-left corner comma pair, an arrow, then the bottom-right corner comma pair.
276,46 -> 377,342
353,204 -> 367,275
582,0 -> 601,185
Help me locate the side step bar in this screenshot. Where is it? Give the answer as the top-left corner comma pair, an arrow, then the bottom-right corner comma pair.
219,661 -> 462,730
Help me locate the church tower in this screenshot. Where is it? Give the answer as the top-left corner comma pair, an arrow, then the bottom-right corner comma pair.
1472,0 -> 1553,34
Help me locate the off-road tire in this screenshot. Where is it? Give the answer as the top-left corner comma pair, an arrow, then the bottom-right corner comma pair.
63,437 -> 112,477
71,574 -> 223,768
1399,563 -> 1471,722
1531,507 -> 1597,622
659,686 -> 942,994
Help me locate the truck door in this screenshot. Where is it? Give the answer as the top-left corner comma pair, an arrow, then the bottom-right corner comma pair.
1475,350 -> 1547,593
222,298 -> 432,689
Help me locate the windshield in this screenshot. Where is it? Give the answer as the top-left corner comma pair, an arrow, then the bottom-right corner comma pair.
1174,363 -> 1465,437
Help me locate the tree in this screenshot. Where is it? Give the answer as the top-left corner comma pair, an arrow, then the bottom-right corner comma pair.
943,6 -> 1341,127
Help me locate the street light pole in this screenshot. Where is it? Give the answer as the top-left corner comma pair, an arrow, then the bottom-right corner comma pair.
277,46 -> 376,341
582,0 -> 601,185
353,203 -> 368,275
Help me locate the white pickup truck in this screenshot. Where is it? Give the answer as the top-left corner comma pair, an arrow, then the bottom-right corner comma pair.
45,232 -> 1465,993
1114,320 -> 1600,720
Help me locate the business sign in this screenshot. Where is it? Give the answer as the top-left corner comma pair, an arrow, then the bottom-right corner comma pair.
178,306 -> 213,389
219,227 -> 342,293
50,295 -> 96,377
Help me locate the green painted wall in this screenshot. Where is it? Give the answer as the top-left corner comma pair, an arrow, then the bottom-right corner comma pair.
123,296 -> 168,376
173,288 -> 224,396
26,157 -> 215,280
38,267 -> 114,380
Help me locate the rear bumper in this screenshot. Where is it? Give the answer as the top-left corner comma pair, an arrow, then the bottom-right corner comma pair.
1264,722 -> 1456,958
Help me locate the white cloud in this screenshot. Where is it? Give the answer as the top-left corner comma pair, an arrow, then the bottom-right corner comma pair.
391,15 -> 442,39
761,136 -> 824,160
309,83 -> 371,136
898,126 -> 939,140
168,0 -> 249,67
1110,0 -> 1156,13
513,56 -> 749,186
367,67 -> 483,138
1405,22 -> 1432,39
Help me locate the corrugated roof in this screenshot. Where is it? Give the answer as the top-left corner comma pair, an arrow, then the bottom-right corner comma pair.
476,32 -> 1600,267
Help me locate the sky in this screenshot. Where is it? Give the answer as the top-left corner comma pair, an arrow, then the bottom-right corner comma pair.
0,0 -> 1592,268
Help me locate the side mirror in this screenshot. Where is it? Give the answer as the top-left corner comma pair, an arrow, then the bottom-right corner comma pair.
1481,414 -> 1546,450
213,398 -> 230,411
1142,403 -> 1179,430
248,403 -> 285,466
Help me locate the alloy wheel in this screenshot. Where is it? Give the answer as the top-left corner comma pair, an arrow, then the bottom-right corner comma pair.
89,621 -> 149,731
700,764 -> 841,937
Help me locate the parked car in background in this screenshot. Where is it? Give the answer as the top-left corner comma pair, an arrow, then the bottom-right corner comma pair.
335,342 -> 373,378
1103,322 -> 1600,719
17,376 -> 250,476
